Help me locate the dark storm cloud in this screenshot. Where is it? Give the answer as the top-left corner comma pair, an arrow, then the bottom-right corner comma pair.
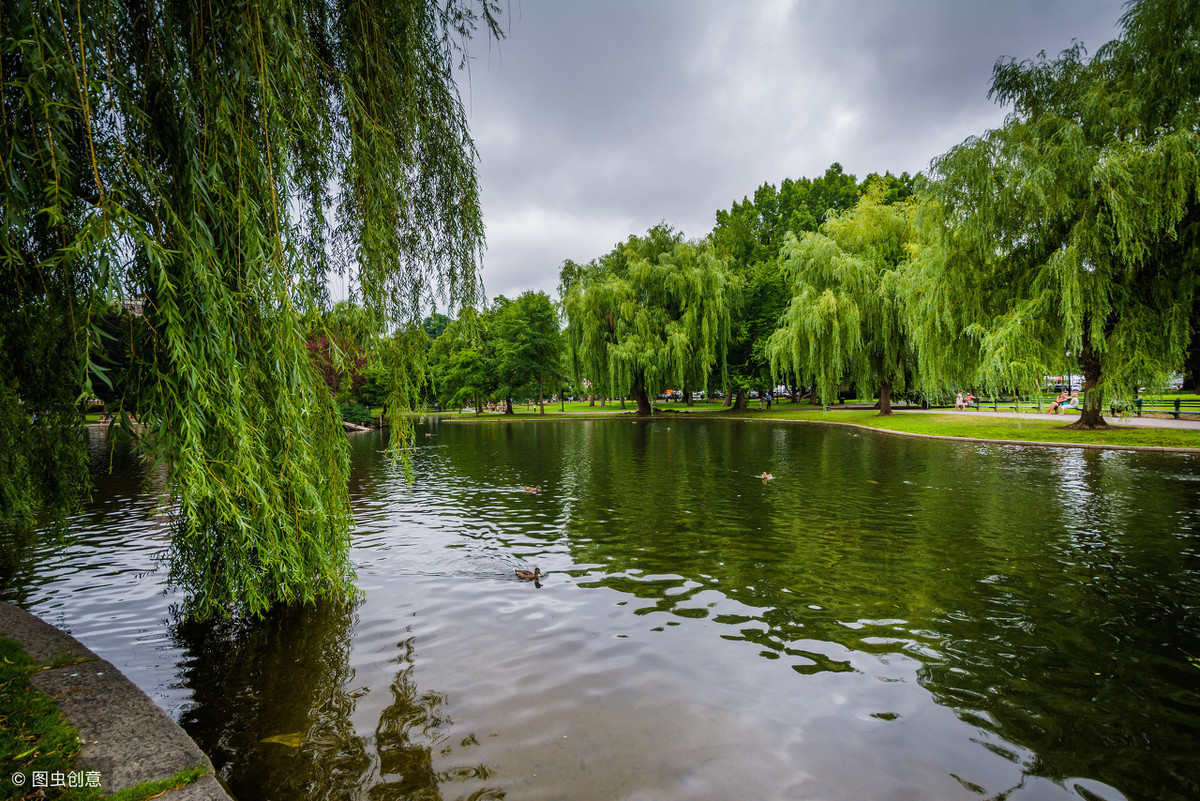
455,1 -> 1126,301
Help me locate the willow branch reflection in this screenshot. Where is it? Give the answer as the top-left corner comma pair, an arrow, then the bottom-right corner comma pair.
173,602 -> 502,801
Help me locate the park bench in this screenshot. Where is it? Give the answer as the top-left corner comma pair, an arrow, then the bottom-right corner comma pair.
1129,397 -> 1200,419
974,396 -> 1057,412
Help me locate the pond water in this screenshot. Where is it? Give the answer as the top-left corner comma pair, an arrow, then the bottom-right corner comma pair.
3,418 -> 1199,801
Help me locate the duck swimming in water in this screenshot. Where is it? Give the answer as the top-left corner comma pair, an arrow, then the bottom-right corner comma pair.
514,567 -> 541,581
523,485 -> 541,493
761,472 -> 775,481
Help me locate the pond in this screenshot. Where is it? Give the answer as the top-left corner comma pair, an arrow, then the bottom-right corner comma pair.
3,418 -> 1199,801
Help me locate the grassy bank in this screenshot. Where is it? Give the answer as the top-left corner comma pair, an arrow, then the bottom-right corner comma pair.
751,408 -> 1200,449
0,636 -> 85,797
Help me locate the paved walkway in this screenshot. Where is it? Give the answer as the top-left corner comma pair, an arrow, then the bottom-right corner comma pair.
0,602 -> 234,800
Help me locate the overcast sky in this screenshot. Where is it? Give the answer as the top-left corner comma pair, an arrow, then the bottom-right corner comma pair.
452,0 -> 1128,304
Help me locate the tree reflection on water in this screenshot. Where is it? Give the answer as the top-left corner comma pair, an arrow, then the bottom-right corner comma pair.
174,601 -> 502,800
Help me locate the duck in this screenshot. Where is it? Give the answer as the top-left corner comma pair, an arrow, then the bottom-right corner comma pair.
761,472 -> 775,481
514,567 -> 541,581
523,485 -> 541,493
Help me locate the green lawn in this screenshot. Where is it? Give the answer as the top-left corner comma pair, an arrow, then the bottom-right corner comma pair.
751,408 -> 1200,449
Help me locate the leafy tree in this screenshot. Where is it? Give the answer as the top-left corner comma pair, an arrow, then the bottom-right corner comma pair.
429,307 -> 497,414
562,225 -> 739,416
716,259 -> 787,408
711,165 -> 916,407
421,312 -> 454,341
930,0 -> 1200,427
768,185 -> 929,414
358,361 -> 391,409
712,164 -> 871,271
1,0 -> 500,618
305,302 -> 383,405
492,291 -> 562,414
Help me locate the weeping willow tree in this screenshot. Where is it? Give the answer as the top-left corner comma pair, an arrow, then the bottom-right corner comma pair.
562,225 -> 739,416
931,0 -> 1200,428
1,0 -> 499,618
768,184 -> 933,414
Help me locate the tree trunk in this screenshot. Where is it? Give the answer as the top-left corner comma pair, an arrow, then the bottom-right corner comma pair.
589,395 -> 596,407
723,383 -> 732,407
684,389 -> 693,407
538,378 -> 545,415
474,393 -> 481,417
632,374 -> 653,416
878,381 -> 893,415
505,395 -> 514,414
1185,321 -> 1200,393
731,386 -> 748,411
1068,334 -> 1108,428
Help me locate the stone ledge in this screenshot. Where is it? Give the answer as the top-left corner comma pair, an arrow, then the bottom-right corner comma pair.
0,602 -> 235,800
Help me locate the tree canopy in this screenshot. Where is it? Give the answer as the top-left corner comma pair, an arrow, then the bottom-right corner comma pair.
562,226 -> 738,415
491,291 -> 562,414
768,184 -> 931,414
712,164 -> 917,405
931,0 -> 1200,426
429,306 -> 496,415
2,0 -> 500,618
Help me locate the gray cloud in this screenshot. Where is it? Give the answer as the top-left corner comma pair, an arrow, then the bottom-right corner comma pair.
455,0 -> 1125,302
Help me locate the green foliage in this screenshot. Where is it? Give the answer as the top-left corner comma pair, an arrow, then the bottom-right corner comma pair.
562,225 -> 739,414
359,361 -> 390,409
1,0 -> 500,618
421,312 -> 453,341
109,768 -> 206,801
711,164 -> 918,401
0,261 -> 92,535
305,301 -> 384,405
491,291 -> 563,412
711,164 -> 917,265
338,402 -> 375,427
429,307 -> 497,411
768,185 -> 933,412
0,637 -> 84,793
930,0 -> 1200,426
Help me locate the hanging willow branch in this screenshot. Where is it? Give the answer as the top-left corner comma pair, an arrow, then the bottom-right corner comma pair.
562,225 -> 740,416
1,0 -> 500,619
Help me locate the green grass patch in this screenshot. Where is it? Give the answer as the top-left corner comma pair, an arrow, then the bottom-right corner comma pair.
753,408 -> 1200,449
0,636 -> 85,796
109,767 -> 206,801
